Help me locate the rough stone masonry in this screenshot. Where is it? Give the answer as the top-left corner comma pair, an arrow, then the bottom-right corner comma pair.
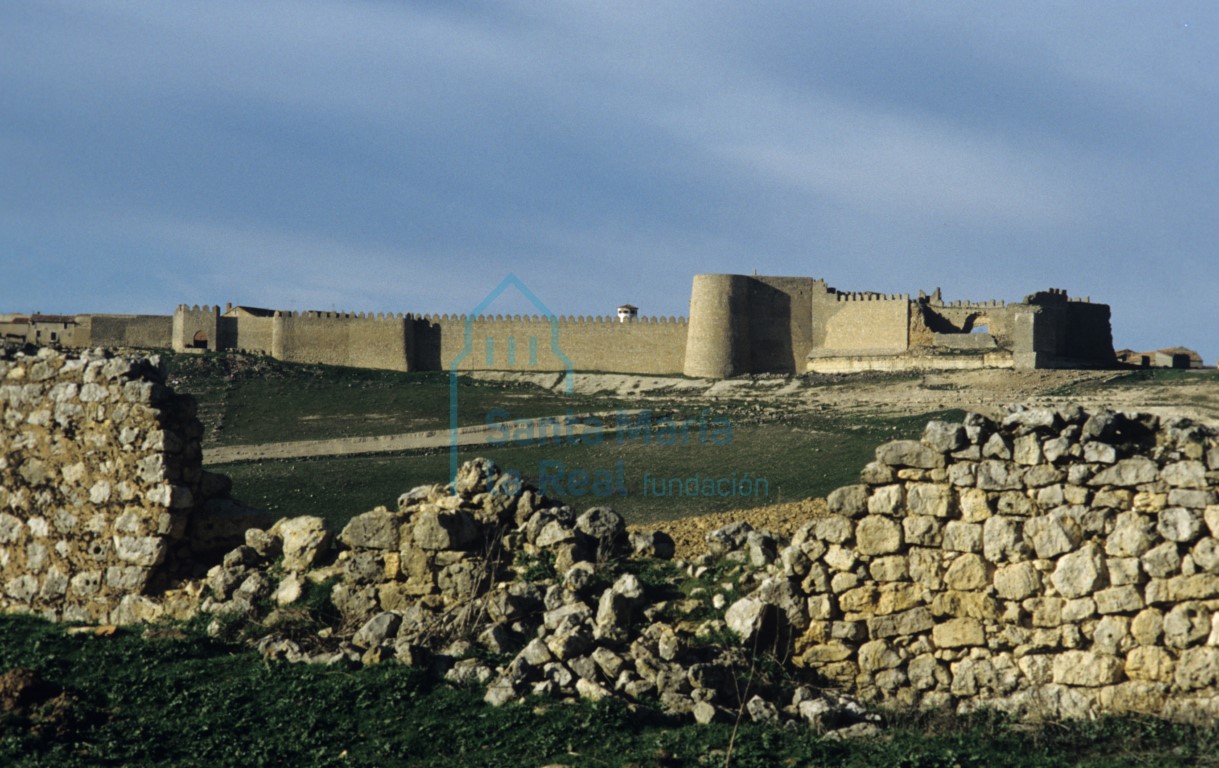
0,347 -> 264,625
3,348 -> 1219,726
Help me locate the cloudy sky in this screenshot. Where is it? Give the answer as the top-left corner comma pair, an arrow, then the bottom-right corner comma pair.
2,1 -> 1216,361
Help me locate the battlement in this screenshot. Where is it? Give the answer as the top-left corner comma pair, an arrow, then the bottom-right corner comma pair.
416,313 -> 687,325
832,292 -> 910,303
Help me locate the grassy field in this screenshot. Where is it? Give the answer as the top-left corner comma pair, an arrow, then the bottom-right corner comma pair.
165,352 -> 627,446
3,614 -> 1216,768
211,410 -> 959,530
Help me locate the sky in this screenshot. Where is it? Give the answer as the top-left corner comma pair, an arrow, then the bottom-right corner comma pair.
2,1 -> 1217,362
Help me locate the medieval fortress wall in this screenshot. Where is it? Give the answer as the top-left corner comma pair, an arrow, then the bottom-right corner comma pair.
2,273 -> 1116,377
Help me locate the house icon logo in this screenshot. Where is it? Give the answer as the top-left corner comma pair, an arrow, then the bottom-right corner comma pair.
447,273 -> 575,489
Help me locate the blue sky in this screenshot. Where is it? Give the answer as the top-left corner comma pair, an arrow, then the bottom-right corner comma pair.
2,1 -> 1216,361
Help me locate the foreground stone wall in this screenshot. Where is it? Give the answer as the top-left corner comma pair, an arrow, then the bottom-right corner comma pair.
0,348 -> 255,624
778,406 -> 1219,719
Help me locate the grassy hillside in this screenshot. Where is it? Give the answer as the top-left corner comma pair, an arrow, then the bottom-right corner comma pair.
2,614 -> 1213,767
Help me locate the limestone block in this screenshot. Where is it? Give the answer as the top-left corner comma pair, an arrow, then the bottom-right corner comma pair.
944,553 -> 990,591
982,515 -> 1025,563
1052,651 -> 1123,687
1124,646 -> 1174,683
859,461 -> 894,485
907,483 -> 952,517
1207,506 -> 1219,538
1106,512 -> 1155,558
957,488 -> 992,522
1023,464 -> 1066,488
809,514 -> 853,544
1042,437 -> 1071,463
856,515 -> 902,556
826,484 -> 869,517
1094,585 -> 1144,615
352,611 -> 402,649
867,485 -> 904,516
1147,574 -> 1219,603
858,639 -> 904,672
908,548 -> 944,590
982,433 -> 1011,460
1193,538 -> 1219,573
1141,542 -> 1182,579
1168,489 -> 1218,509
1158,507 -> 1203,544
868,555 -> 909,582
942,522 -> 982,553
1174,647 -> 1219,690
798,643 -> 855,672
948,462 -> 977,488
412,509 -> 480,551
1051,544 -> 1107,599
113,536 -> 167,568
1164,603 -> 1211,649
930,590 -> 997,620
875,440 -> 944,470
1163,460 -> 1208,489
933,617 -> 984,648
902,515 -> 942,547
976,460 -> 1023,491
994,561 -> 1041,601
1012,434 -> 1043,466
1082,440 -> 1118,464
923,420 -> 966,453
1088,457 -> 1158,487
278,516 -> 333,571
1131,608 -> 1163,645
949,657 -> 998,697
339,507 -> 401,551
1026,512 -> 1082,560
866,606 -> 934,639
1107,557 -> 1142,586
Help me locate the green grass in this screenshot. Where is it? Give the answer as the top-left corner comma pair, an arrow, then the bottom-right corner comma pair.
165,352 -> 628,447
211,410 -> 963,530
3,614 -> 1216,767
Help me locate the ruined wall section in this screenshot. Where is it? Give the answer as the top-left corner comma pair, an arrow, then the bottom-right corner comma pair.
781,406 -> 1219,719
1012,290 -> 1116,370
417,314 -> 687,376
0,349 -> 203,624
810,289 -> 910,356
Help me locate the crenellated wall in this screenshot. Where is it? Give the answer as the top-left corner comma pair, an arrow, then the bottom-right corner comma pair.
417,313 -> 688,375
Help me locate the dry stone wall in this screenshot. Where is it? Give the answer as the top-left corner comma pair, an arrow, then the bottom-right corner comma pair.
0,348 -> 259,625
775,405 -> 1219,719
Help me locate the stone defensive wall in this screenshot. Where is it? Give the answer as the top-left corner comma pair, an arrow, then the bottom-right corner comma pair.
811,288 -> 912,357
780,406 -> 1219,719
683,274 -> 822,378
412,313 -> 688,375
0,348 -> 264,625
75,314 -> 173,350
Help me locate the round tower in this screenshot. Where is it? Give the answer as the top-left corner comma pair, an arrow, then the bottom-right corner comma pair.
683,274 -> 751,378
